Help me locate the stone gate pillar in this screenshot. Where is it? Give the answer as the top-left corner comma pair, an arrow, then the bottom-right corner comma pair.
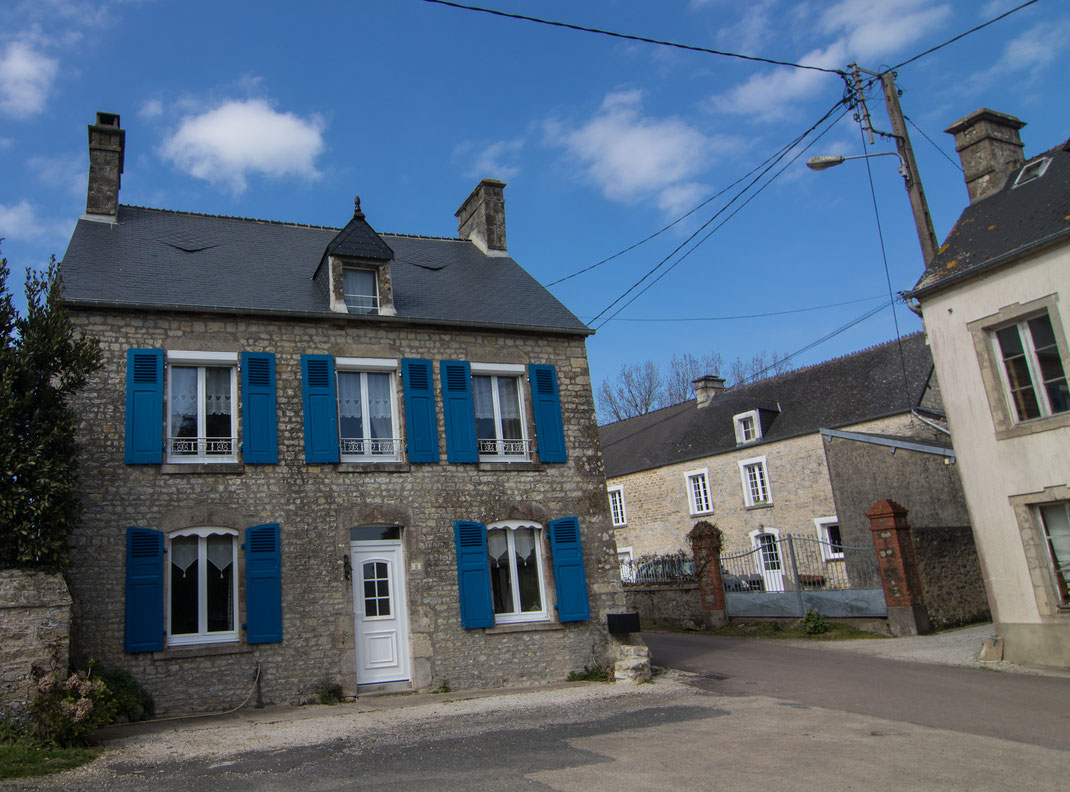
867,499 -> 932,637
689,521 -> 727,629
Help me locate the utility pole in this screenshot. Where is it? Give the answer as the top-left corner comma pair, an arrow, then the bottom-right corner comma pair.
849,64 -> 940,266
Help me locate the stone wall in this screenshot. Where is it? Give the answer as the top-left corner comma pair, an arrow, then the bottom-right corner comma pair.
0,570 -> 71,713
66,308 -> 627,713
912,525 -> 991,629
623,584 -> 705,630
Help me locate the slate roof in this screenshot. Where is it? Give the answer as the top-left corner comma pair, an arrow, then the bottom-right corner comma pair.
599,333 -> 933,479
910,137 -> 1070,297
323,199 -> 394,262
60,205 -> 590,335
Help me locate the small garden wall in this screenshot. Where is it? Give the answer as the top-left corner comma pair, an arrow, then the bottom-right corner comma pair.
623,583 -> 706,630
0,570 -> 71,713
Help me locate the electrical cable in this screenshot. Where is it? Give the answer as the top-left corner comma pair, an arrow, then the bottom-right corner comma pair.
905,115 -> 963,173
591,102 -> 851,329
889,0 -> 1038,72
858,128 -> 911,399
584,294 -> 885,323
422,0 -> 846,74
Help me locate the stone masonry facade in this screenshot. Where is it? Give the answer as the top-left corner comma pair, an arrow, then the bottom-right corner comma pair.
66,308 -> 626,713
0,570 -> 72,713
611,412 -> 934,559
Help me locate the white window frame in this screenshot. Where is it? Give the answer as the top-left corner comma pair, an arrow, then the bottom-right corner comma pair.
739,456 -> 772,507
343,267 -> 380,315
813,516 -> 844,561
486,520 -> 547,624
165,351 -> 238,463
1013,156 -> 1051,187
166,527 -> 239,647
617,546 -> 635,583
335,357 -> 400,462
733,409 -> 761,444
1036,502 -> 1070,607
471,363 -> 530,462
608,485 -> 627,526
684,468 -> 713,515
990,311 -> 1069,424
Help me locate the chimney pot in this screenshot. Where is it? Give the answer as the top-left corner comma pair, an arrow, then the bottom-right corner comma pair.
692,374 -> 726,408
456,179 -> 507,255
86,111 -> 125,218
945,108 -> 1026,204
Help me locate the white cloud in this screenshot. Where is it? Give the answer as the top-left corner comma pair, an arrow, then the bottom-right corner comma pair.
139,98 -> 164,120
159,99 -> 325,194
27,154 -> 86,196
0,42 -> 58,118
656,181 -> 710,218
457,138 -> 524,180
971,20 -> 1070,88
0,200 -> 69,242
550,90 -> 715,205
714,0 -> 779,55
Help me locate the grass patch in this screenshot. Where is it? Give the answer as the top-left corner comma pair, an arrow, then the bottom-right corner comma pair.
0,741 -> 100,780
708,620 -> 885,641
567,666 -> 609,682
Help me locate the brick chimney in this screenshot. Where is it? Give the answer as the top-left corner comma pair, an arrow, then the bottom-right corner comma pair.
693,375 -> 726,408
456,179 -> 507,256
86,112 -> 125,219
945,108 -> 1026,204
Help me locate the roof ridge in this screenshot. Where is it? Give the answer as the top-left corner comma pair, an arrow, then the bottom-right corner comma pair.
120,204 -> 343,232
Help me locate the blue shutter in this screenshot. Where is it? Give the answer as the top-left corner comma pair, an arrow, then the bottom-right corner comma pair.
124,526 -> 164,652
241,352 -> 278,464
124,349 -> 163,464
453,520 -> 494,628
441,361 -> 478,463
529,364 -> 566,463
548,517 -> 590,622
401,358 -> 439,463
301,355 -> 339,463
245,523 -> 282,644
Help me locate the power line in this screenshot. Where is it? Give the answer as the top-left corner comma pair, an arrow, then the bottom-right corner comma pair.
889,0 -> 1039,72
905,115 -> 963,173
585,295 -> 886,323
592,102 -> 851,329
422,0 -> 846,75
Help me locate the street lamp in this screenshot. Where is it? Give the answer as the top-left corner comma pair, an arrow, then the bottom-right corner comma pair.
806,151 -> 906,178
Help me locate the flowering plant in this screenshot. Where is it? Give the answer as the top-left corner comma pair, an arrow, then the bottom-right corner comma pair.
28,661 -> 114,746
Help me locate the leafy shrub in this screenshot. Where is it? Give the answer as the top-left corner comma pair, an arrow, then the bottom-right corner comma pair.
28,664 -> 113,746
313,680 -> 345,705
95,666 -> 154,722
567,665 -> 609,682
803,609 -> 830,635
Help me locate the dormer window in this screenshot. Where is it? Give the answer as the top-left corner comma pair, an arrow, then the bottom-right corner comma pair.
1013,157 -> 1051,188
733,410 -> 761,445
343,268 -> 379,314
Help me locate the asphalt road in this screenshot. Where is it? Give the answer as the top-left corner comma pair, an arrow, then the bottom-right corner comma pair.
12,634 -> 1070,791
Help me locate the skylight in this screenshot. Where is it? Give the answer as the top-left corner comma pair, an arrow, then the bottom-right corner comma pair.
1012,157 -> 1052,188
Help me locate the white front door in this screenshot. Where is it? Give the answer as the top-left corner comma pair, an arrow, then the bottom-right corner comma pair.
351,540 -> 410,685
753,533 -> 785,592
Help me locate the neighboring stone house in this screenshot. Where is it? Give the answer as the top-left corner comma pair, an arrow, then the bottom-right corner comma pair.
58,113 -> 628,713
905,109 -> 1070,667
599,334 -> 987,629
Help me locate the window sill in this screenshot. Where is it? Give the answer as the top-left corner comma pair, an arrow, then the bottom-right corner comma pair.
485,621 -> 563,635
478,462 -> 544,472
994,411 -> 1070,441
746,502 -> 773,511
152,643 -> 252,661
689,511 -> 714,518
336,462 -> 411,473
160,463 -> 245,475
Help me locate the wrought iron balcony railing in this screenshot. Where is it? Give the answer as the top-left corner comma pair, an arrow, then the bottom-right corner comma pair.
477,438 -> 531,459
167,436 -> 236,460
339,437 -> 400,458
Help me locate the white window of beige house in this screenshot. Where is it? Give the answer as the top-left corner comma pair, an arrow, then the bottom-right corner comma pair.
685,468 -> 713,515
617,546 -> 635,583
608,485 -> 627,526
739,456 -> 772,507
733,410 -> 761,444
991,311 -> 1069,423
1036,502 -> 1070,607
813,516 -> 844,560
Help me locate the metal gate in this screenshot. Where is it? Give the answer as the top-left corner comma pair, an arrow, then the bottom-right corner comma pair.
720,534 -> 886,618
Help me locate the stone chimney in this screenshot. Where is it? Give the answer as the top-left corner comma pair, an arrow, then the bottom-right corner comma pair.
693,375 -> 726,408
86,112 -> 125,219
945,108 -> 1026,204
456,179 -> 507,255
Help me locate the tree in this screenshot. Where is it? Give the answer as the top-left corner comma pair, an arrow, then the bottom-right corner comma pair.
597,360 -> 663,423
726,349 -> 791,387
665,351 -> 725,404
0,252 -> 101,568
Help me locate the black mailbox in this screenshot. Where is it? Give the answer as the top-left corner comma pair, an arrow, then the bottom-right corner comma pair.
607,612 -> 641,634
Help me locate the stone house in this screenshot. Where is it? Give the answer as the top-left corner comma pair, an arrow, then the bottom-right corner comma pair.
58,113 -> 628,713
600,334 -> 988,628
905,109 -> 1070,667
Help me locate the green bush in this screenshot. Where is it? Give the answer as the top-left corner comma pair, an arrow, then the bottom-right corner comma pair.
567,665 -> 609,682
28,664 -> 114,746
803,609 -> 830,635
95,666 -> 154,723
312,680 -> 345,705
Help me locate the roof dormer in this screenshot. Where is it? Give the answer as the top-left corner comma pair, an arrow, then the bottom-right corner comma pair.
323,196 -> 396,316
733,403 -> 780,445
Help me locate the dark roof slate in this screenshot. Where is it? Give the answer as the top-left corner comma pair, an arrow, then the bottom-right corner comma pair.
910,138 -> 1070,296
324,201 -> 394,261
60,205 -> 589,334
599,333 -> 933,478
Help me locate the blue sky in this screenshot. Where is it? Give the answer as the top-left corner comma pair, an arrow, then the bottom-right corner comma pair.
2,0 -> 1069,404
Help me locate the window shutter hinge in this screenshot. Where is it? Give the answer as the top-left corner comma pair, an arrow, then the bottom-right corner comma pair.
240,543 -> 245,550
241,623 -> 247,630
